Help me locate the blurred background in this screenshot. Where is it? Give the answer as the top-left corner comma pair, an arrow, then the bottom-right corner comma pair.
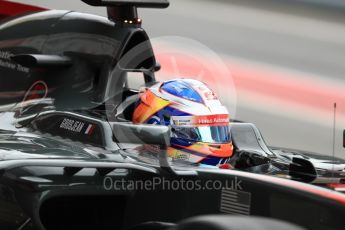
11,0 -> 345,158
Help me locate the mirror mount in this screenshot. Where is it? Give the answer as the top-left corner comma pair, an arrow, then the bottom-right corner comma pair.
118,62 -> 161,85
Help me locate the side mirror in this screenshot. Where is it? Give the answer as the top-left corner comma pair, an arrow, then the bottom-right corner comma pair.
112,122 -> 171,168
343,130 -> 345,148
112,122 -> 198,175
112,122 -> 170,147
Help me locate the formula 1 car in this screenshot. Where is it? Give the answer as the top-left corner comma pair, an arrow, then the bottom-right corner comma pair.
1,1 -> 345,230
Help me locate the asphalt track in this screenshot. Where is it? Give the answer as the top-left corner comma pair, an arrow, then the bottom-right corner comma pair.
9,0 -> 345,159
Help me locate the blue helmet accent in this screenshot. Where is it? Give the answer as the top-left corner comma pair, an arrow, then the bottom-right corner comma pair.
160,80 -> 204,103
147,106 -> 191,125
200,155 -> 229,166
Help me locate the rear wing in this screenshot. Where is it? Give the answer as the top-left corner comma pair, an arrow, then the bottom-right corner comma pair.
82,0 -> 170,24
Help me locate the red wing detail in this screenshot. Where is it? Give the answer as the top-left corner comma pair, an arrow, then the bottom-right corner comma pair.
0,0 -> 47,20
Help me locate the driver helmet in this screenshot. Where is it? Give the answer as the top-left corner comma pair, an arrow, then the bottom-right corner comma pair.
132,79 -> 233,166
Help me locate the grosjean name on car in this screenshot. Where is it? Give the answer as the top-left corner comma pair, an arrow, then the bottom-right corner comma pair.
60,118 -> 85,133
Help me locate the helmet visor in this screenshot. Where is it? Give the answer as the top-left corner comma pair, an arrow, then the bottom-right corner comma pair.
171,125 -> 231,144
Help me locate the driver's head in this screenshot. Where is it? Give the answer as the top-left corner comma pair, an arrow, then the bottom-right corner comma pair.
133,79 -> 233,166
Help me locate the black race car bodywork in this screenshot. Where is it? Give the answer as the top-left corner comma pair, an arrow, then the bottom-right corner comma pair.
0,1 -> 345,230
3,124 -> 345,230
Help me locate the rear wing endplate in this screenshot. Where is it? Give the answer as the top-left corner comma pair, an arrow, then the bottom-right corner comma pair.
82,0 -> 169,8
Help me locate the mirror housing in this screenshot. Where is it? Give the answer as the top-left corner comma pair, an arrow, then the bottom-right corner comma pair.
112,122 -> 199,176
113,122 -> 171,168
112,122 -> 170,147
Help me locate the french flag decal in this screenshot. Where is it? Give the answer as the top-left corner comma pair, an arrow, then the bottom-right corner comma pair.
85,124 -> 96,135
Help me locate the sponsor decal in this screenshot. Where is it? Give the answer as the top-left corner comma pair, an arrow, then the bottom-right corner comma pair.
18,80 -> 48,116
171,117 -> 193,126
171,114 -> 229,126
203,90 -> 218,100
197,114 -> 229,125
0,50 -> 12,60
198,85 -> 218,100
169,149 -> 190,161
0,50 -> 29,73
60,118 -> 85,133
22,80 -> 48,102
